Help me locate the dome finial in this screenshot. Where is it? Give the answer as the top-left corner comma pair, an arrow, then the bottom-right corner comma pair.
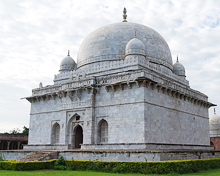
214,108 -> 216,114
67,50 -> 70,56
123,7 -> 127,22
177,55 -> 179,62
134,31 -> 137,38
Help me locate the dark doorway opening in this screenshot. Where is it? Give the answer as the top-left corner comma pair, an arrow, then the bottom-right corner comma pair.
9,141 -> 18,149
75,126 -> 83,148
1,141 -> 7,150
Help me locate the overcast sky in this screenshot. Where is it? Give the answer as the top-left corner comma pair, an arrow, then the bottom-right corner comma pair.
0,0 -> 220,133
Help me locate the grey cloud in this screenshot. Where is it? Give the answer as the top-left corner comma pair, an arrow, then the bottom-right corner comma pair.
0,0 -> 220,132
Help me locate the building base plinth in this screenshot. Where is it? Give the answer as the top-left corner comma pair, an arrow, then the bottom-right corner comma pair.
23,144 -> 69,150
0,149 -> 220,161
81,143 -> 214,151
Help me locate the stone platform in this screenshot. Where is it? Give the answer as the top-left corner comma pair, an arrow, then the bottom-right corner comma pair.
1,149 -> 220,161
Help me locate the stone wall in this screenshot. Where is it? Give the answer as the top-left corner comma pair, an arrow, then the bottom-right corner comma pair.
1,150 -> 220,161
144,84 -> 210,146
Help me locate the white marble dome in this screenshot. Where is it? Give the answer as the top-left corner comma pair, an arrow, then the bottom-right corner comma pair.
77,22 -> 173,71
209,114 -> 220,137
60,54 -> 76,72
125,37 -> 145,56
173,59 -> 185,77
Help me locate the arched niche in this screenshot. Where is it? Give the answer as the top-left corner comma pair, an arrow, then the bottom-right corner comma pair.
51,122 -> 60,144
97,119 -> 108,144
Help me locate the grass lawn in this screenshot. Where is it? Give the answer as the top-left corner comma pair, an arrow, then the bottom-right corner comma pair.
1,169 -> 220,176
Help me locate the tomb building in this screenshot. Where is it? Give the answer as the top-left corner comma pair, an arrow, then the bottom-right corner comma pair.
209,109 -> 220,150
24,8 -> 214,150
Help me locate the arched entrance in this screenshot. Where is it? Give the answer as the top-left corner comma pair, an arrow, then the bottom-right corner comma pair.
75,126 -> 83,148
1,141 -> 7,150
9,141 -> 18,149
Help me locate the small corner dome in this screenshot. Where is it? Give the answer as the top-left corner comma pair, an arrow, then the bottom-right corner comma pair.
60,53 -> 76,72
125,37 -> 145,56
173,58 -> 185,77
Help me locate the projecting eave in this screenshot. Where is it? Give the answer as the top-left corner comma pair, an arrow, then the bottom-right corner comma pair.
208,103 -> 217,108
21,96 -> 35,103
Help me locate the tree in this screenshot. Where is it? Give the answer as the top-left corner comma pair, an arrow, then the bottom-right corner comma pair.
4,126 -> 29,135
9,128 -> 20,134
22,126 -> 29,135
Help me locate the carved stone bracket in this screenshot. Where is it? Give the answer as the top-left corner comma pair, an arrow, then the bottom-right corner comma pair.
135,81 -> 140,88
75,89 -> 81,101
143,80 -> 146,87
111,85 -> 116,92
151,83 -> 156,90
41,96 -> 46,101
36,96 -> 41,102
85,88 -> 90,94
95,87 -> 100,94
127,82 -> 132,89
156,84 -> 162,92
179,94 -> 184,100
167,89 -> 171,96
162,87 -> 167,94
67,91 -> 73,101
46,95 -> 50,100
145,81 -> 150,88
105,86 -> 109,92
119,84 -> 124,90
62,91 -> 66,97
171,90 -> 176,97
57,92 -> 63,99
175,92 -> 180,98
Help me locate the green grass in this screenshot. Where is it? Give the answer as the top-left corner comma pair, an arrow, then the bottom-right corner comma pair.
1,169 -> 220,176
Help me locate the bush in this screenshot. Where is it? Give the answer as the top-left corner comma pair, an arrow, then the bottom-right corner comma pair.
0,156 -> 3,161
1,158 -> 220,174
54,156 -> 66,166
65,159 -> 220,174
0,160 -> 56,171
53,165 -> 67,170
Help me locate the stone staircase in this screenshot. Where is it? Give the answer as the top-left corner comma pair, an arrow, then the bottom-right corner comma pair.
20,151 -> 58,161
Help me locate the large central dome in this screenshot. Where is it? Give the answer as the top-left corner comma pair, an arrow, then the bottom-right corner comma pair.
77,22 -> 173,71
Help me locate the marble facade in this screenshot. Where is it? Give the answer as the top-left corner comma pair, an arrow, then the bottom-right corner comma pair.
24,10 -> 214,150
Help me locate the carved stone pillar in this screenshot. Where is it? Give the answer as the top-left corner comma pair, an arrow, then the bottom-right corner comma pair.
18,141 -> 21,150
7,141 -> 10,150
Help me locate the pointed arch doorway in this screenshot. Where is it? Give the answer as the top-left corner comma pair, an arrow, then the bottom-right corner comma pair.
75,125 -> 83,148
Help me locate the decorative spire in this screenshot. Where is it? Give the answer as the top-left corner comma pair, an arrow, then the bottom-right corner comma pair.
123,7 -> 127,22
177,55 -> 179,62
214,108 -> 216,114
67,50 -> 70,56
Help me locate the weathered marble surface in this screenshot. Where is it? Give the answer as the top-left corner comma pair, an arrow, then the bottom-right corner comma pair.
24,21 -> 214,151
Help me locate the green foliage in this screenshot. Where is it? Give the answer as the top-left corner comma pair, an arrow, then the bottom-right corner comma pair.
4,126 -> 29,135
0,160 -> 56,171
0,156 -> 3,170
54,156 -> 66,166
9,128 -> 21,134
63,159 -> 220,174
1,158 -> 220,174
53,165 -> 67,170
22,126 -> 29,135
